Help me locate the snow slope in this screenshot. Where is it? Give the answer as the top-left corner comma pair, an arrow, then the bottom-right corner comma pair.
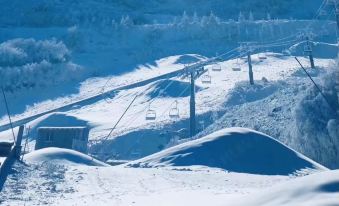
129,127 -> 326,175
0,144 -> 337,206
24,147 -> 108,166
0,53 -> 335,167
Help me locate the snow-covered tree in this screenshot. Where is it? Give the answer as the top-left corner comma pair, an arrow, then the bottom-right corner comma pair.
192,11 -> 199,24
179,11 -> 190,26
249,11 -> 254,22
120,15 -> 134,27
238,11 -> 246,22
266,13 -> 271,21
208,11 -> 221,25
0,38 -> 84,92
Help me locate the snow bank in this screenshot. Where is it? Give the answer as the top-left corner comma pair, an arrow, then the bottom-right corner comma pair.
234,169 -> 339,206
129,127 -> 326,175
24,147 -> 108,166
0,38 -> 84,92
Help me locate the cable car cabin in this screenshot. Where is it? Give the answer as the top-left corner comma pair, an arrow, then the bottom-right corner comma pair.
169,101 -> 180,118
0,142 -> 13,157
211,65 -> 222,72
146,109 -> 156,120
35,127 -> 89,154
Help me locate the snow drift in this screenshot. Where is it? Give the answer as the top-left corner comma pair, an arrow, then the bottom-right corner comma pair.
234,169 -> 339,206
24,147 -> 108,166
129,128 -> 326,175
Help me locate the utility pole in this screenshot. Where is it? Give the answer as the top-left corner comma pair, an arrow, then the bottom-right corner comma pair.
305,36 -> 315,69
190,71 -> 196,137
247,50 -> 254,85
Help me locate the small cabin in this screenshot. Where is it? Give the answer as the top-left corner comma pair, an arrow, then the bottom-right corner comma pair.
35,127 -> 89,154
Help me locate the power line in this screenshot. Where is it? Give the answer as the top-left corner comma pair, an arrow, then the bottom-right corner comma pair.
103,93 -> 140,140
294,57 -> 338,115
1,87 -> 16,143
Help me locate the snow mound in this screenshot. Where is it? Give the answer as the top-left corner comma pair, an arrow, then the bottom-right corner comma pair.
236,170 -> 339,206
24,147 -> 108,166
129,128 -> 326,175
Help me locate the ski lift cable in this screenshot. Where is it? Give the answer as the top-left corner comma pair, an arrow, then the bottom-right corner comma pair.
100,86 -> 146,143
295,57 -> 338,115
256,38 -> 300,47
118,83 -> 191,146
161,84 -> 191,118
121,76 -> 184,126
258,1 -> 331,48
121,47 -> 243,129
98,63 -> 191,133
259,34 -> 300,46
1,87 -> 16,143
99,46 -> 241,136
135,83 -> 192,142
304,0 -> 330,32
255,39 -> 301,49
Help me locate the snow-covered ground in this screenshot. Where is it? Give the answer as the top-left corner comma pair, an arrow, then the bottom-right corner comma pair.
1,1 -> 338,205
0,51 -> 336,165
1,128 -> 338,206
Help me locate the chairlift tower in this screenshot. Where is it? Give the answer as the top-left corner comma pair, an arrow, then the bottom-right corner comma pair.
247,50 -> 254,85
190,71 -> 196,137
305,36 -> 315,69
240,42 -> 255,85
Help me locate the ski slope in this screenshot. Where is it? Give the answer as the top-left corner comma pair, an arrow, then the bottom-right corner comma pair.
0,52 -> 335,162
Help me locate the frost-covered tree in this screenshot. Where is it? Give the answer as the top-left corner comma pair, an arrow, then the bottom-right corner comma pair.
0,38 -> 84,92
266,13 -> 271,21
293,72 -> 339,169
238,11 -> 246,22
208,11 -> 221,25
179,11 -> 191,26
192,11 -> 199,24
249,11 -> 254,22
120,15 -> 133,27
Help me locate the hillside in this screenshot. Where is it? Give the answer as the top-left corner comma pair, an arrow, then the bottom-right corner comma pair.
0,0 -> 339,205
